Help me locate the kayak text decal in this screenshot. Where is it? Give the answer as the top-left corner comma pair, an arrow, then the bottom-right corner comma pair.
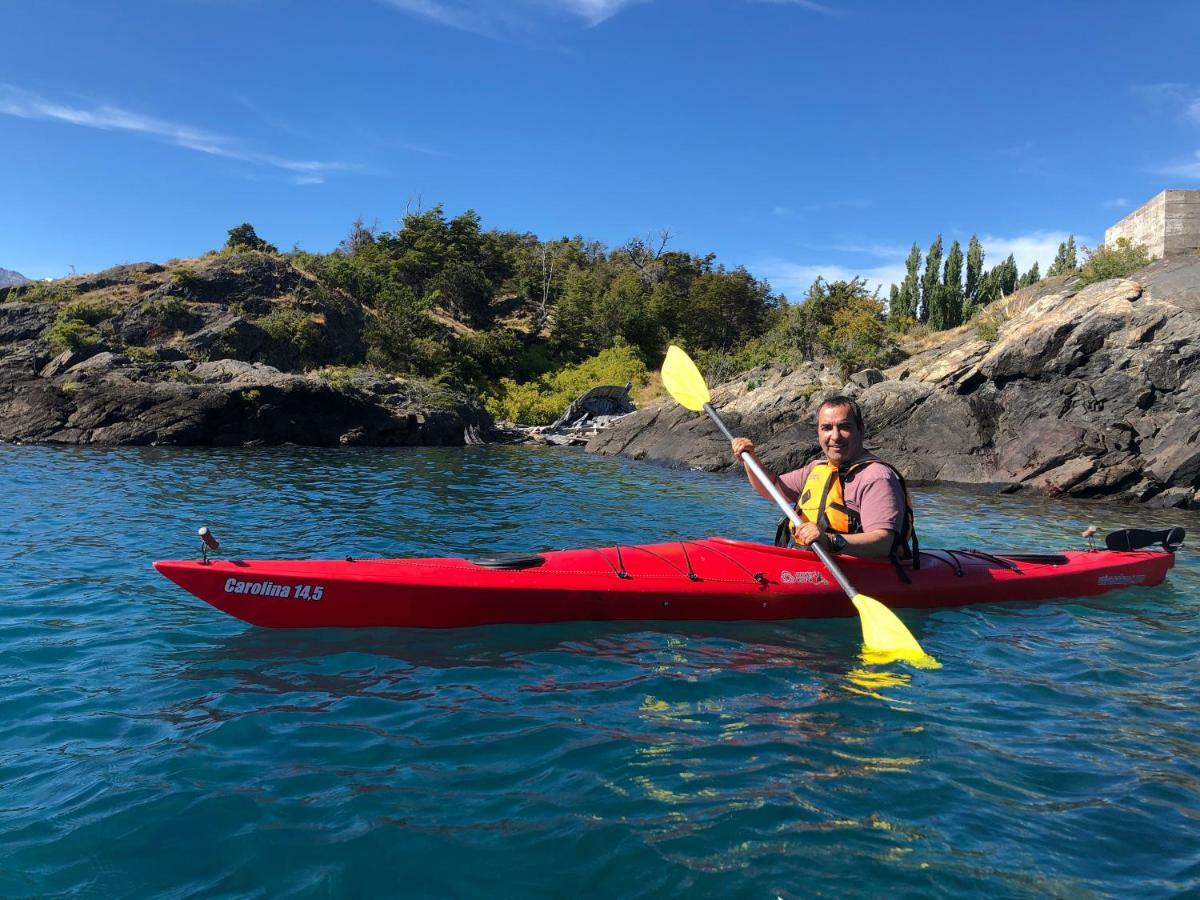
223,577 -> 325,601
779,570 -> 830,586
1097,574 -> 1145,586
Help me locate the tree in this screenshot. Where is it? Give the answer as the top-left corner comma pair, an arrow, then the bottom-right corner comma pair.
893,243 -> 921,320
338,217 -> 377,255
426,259 -> 495,326
888,283 -> 901,318
996,254 -> 1018,296
225,223 -> 277,254
919,235 -> 943,324
1018,261 -> 1041,288
964,234 -> 984,316
1047,235 -> 1078,276
936,240 -> 964,330
680,267 -> 773,352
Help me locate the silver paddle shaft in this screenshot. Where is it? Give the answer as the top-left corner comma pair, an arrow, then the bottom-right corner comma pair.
703,403 -> 857,599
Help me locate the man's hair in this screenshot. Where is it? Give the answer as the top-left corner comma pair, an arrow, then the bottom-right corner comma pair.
817,395 -> 865,432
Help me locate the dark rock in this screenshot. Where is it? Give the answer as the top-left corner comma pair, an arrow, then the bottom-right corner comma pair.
0,302 -> 56,342
0,254 -> 485,448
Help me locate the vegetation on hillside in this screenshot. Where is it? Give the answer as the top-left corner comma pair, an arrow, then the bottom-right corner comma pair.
3,212 -> 1158,425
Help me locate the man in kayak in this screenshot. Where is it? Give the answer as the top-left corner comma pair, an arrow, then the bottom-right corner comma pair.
730,395 -> 916,564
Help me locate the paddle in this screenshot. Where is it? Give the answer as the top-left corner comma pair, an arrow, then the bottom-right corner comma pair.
661,345 -> 937,666
1104,527 -> 1185,552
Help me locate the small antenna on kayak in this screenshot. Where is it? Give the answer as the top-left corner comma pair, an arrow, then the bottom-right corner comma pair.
199,526 -> 220,564
1082,526 -> 1097,552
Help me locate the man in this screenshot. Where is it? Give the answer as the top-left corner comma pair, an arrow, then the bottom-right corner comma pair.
730,395 -> 916,563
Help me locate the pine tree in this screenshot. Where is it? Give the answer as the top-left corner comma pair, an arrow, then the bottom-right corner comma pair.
919,235 -> 943,324
888,283 -> 901,317
1018,261 -> 1041,288
1047,235 -> 1078,276
938,240 -> 964,329
975,270 -> 999,309
894,242 -> 921,319
997,254 -> 1018,296
964,234 -> 984,316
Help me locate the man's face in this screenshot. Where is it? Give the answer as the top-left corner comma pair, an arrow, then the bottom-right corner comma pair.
817,403 -> 864,467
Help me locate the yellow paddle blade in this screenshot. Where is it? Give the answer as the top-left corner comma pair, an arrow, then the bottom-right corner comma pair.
850,593 -> 940,669
661,345 -> 711,412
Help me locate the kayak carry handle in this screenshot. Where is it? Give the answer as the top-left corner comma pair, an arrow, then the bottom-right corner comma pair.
199,526 -> 220,564
1082,526 -> 1097,551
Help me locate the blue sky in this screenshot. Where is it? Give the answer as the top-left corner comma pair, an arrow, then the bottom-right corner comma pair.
2,0 -> 1198,296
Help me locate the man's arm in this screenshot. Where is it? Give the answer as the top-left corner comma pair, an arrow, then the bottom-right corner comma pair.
730,437 -> 800,503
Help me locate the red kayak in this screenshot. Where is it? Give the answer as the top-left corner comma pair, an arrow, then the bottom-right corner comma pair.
153,531 -> 1179,629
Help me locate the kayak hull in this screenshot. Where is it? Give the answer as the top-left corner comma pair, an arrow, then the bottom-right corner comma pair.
153,537 -> 1175,629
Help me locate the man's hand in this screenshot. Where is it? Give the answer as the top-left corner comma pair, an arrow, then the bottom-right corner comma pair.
730,436 -> 756,461
792,520 -> 827,548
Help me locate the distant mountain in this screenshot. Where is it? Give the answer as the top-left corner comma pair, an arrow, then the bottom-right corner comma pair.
0,267 -> 31,288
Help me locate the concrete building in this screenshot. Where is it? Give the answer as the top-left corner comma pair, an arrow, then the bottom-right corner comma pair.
1105,190 -> 1200,258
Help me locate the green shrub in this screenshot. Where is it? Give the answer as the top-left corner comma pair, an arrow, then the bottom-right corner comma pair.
486,343 -> 648,425
1078,237 -> 1155,285
225,223 -> 277,254
169,268 -> 199,291
975,321 -> 999,342
165,366 -> 198,383
48,318 -> 101,353
819,294 -> 903,377
143,296 -> 192,329
46,298 -> 117,353
254,307 -> 321,361
313,365 -> 362,392
124,345 -> 160,362
17,281 -> 77,304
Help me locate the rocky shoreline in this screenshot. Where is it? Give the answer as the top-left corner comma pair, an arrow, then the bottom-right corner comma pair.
0,255 -> 489,447
4,251 -> 1199,508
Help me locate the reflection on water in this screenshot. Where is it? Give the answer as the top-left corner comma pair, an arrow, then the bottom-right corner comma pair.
0,444 -> 1197,897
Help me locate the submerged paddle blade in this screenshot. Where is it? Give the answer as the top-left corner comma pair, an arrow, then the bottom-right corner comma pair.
850,593 -> 940,669
1104,527 -> 1185,552
661,345 -> 711,412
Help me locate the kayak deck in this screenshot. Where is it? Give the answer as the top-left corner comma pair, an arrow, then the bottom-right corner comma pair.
153,537 -> 1175,629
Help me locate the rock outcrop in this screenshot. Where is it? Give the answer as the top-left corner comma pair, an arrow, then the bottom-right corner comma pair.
0,253 -> 490,447
589,255 -> 1200,508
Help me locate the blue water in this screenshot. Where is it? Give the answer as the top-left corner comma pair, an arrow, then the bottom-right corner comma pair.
1,444 -> 1197,898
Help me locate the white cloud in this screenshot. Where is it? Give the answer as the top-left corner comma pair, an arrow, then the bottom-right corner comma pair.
1159,151 -> 1200,179
754,258 -> 905,300
377,0 -> 825,34
548,0 -> 649,25
755,229 -> 1080,303
376,0 -> 646,33
749,0 -> 836,11
978,230 -> 1077,275
1131,82 -> 1200,178
1102,198 -> 1130,209
0,83 -> 357,179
